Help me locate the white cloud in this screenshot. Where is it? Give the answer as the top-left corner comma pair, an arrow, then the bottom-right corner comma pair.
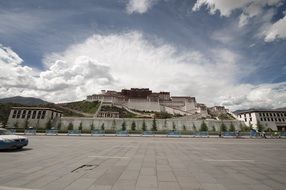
42,31 -> 242,104
126,0 -> 158,14
192,0 -> 282,18
193,0 -> 286,42
1,32 -> 286,110
264,15 -> 286,42
192,0 -> 253,17
219,83 -> 286,110
0,44 -> 114,102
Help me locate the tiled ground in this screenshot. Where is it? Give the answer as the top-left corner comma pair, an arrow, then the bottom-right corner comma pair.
0,136 -> 285,190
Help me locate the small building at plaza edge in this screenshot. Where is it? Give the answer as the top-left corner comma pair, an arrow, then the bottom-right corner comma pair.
7,107 -> 62,129
236,109 -> 286,131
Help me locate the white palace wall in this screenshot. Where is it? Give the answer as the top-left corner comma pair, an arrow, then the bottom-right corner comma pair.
124,99 -> 161,112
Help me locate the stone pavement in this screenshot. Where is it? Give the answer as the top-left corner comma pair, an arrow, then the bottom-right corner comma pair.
0,136 -> 285,190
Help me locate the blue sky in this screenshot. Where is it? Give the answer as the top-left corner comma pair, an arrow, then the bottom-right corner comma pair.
0,0 -> 285,110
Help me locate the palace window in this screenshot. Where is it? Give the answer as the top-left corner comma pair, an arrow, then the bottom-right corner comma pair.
37,111 -> 42,119
41,111 -> 46,119
12,110 -> 17,118
21,110 -> 27,119
32,111 -> 36,119
16,110 -> 21,118
27,110 -> 31,119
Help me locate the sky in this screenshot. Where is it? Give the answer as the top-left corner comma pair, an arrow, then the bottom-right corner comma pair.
0,0 -> 286,110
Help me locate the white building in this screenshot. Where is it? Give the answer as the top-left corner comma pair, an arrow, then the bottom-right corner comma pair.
7,107 -> 62,129
236,109 -> 286,131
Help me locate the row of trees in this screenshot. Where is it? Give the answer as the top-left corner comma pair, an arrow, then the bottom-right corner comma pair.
65,119 -> 243,132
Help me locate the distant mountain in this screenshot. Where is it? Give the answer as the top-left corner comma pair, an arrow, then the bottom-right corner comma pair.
233,107 -> 286,114
0,96 -> 50,105
275,107 -> 286,111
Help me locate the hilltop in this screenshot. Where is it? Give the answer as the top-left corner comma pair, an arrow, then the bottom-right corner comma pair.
0,96 -> 49,105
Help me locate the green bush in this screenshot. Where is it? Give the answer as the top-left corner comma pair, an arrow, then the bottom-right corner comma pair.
152,118 -> 157,131
212,126 -> 216,132
68,123 -> 74,130
229,122 -> 235,132
142,120 -> 147,131
257,121 -> 265,132
200,120 -> 208,131
79,122 -> 83,131
131,121 -> 136,131
101,123 -> 105,131
46,119 -> 52,130
220,122 -> 227,132
183,125 -> 186,131
172,122 -> 176,131
121,120 -> 126,131
90,122 -> 94,131
192,124 -> 197,131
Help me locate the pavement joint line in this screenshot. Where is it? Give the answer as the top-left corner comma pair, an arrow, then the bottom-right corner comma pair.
203,159 -> 255,162
0,185 -> 39,190
111,146 -> 138,148
88,155 -> 129,159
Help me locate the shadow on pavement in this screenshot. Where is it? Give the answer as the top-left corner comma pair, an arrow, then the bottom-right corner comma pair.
0,148 -> 33,152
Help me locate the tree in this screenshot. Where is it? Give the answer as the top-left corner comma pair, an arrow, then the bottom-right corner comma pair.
79,122 -> 83,131
192,123 -> 197,132
112,119 -> 116,132
229,122 -> 235,132
68,122 -> 74,131
142,120 -> 147,131
90,122 -> 94,131
249,123 -> 253,131
24,119 -> 29,129
57,122 -> 61,130
35,120 -> 40,129
265,127 -> 273,132
152,118 -> 157,131
131,121 -> 136,131
121,120 -> 126,131
163,119 -> 167,129
212,126 -> 216,132
200,120 -> 208,131
46,119 -> 52,130
13,121 -> 19,128
239,122 -> 244,131
257,121 -> 264,132
2,121 -> 7,128
101,123 -> 105,131
172,122 -> 176,131
183,125 -> 186,131
220,122 -> 227,132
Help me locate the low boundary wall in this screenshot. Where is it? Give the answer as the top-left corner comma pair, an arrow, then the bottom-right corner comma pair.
60,117 -> 244,131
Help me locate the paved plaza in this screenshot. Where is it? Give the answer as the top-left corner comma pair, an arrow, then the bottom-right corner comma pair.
0,136 -> 285,190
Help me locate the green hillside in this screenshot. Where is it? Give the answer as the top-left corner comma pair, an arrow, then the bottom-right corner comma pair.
58,101 -> 100,114
101,106 -> 136,118
43,104 -> 84,117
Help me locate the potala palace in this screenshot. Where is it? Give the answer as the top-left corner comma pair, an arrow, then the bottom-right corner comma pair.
86,88 -> 227,118
5,88 -> 286,132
